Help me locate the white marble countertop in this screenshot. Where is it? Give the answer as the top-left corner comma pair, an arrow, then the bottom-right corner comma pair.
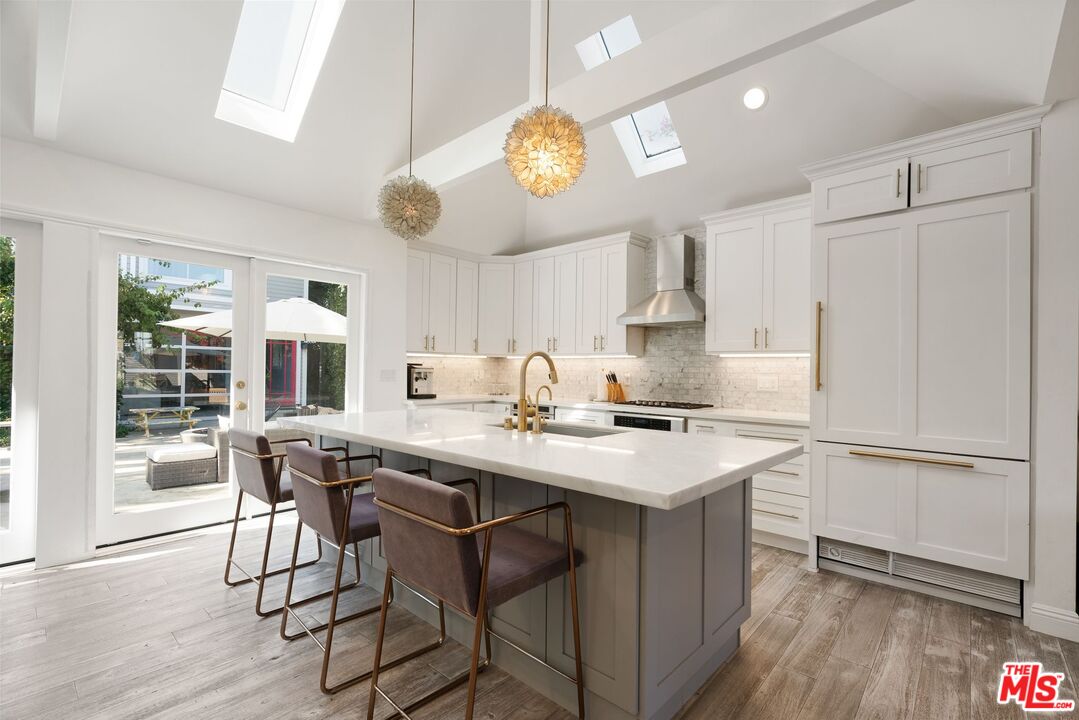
407,394 -> 809,427
280,409 -> 803,510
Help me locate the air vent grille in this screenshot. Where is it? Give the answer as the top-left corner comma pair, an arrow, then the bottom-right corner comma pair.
818,539 -> 890,572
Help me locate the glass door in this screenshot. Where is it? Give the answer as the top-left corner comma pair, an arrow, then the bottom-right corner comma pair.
95,236 -> 252,545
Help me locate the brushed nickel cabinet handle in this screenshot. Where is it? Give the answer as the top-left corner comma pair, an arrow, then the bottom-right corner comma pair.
753,506 -> 799,520
815,302 -> 823,391
848,449 -> 974,469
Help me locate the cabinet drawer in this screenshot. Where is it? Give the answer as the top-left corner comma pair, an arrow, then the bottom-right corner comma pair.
910,131 -> 1032,208
812,158 -> 909,223
811,442 -> 1029,579
752,488 -> 809,540
732,423 -> 809,448
753,455 -> 809,497
554,408 -> 608,425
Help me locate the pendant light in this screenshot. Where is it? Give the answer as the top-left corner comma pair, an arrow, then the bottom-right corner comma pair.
378,0 -> 441,240
503,0 -> 586,198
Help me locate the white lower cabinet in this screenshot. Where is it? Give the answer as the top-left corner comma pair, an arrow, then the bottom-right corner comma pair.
752,489 -> 809,541
554,407 -> 607,425
811,441 -> 1029,579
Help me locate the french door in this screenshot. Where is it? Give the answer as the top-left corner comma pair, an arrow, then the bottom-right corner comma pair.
94,238 -> 363,545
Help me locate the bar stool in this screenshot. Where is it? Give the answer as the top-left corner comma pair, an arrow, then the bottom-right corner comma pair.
223,429 -> 331,617
282,444 -> 469,695
368,467 -> 586,720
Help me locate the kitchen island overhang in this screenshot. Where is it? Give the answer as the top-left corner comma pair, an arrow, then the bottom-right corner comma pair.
279,409 -> 802,720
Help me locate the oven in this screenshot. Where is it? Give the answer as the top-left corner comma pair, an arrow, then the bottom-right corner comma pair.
611,412 -> 687,433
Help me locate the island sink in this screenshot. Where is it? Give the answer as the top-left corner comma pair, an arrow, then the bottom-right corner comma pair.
487,421 -> 625,439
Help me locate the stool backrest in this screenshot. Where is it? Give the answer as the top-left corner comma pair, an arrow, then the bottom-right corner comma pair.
228,429 -> 278,504
286,443 -> 351,545
373,468 -> 481,616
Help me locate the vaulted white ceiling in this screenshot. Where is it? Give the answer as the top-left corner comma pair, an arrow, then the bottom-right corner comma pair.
1,0 -> 1070,255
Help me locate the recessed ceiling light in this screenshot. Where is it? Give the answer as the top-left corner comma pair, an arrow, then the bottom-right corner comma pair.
743,87 -> 768,110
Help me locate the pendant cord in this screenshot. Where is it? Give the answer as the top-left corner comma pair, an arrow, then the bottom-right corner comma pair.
408,0 -> 416,177
544,0 -> 550,106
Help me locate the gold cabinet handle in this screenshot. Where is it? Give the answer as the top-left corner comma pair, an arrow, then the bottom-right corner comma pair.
593,335 -> 598,351
424,335 -> 429,351
762,468 -> 800,477
507,338 -> 511,354
546,337 -> 551,352
896,167 -> 902,197
764,327 -> 769,348
916,163 -> 922,194
432,335 -> 436,352
814,301 -> 823,390
473,338 -> 478,353
753,506 -> 799,520
512,338 -> 517,353
848,449 -> 975,469
753,327 -> 759,349
601,335 -> 606,350
553,337 -> 558,352
738,433 -> 800,443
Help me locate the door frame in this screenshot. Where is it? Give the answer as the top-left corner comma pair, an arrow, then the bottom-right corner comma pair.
93,234 -> 254,545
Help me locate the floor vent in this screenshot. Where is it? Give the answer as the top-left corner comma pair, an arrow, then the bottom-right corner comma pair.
819,539 -> 1021,606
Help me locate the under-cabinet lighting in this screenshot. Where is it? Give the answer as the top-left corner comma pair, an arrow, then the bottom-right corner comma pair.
506,354 -> 636,360
716,352 -> 810,358
407,353 -> 490,359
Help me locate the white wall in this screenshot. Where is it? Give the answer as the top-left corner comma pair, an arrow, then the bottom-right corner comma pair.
1027,98 -> 1079,639
0,138 -> 407,566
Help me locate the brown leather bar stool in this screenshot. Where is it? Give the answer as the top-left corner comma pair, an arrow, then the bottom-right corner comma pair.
282,444 -> 465,695
224,429 -> 331,617
368,467 -> 586,720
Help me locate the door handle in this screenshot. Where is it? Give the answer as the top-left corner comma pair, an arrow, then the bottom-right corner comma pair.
235,401 -> 248,411
235,380 -> 246,390
814,302 -> 823,391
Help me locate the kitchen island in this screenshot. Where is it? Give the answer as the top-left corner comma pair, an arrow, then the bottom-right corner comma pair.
281,408 -> 802,720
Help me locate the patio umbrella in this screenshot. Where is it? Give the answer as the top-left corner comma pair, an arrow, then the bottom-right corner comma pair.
159,297 -> 347,343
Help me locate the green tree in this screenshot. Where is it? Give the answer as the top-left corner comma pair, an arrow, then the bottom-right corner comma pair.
0,237 -> 14,447
306,281 -> 347,410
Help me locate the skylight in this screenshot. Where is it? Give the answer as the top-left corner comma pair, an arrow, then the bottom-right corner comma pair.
575,16 -> 686,177
215,0 -> 344,142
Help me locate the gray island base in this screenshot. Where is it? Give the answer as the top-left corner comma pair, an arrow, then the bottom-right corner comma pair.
280,410 -> 802,720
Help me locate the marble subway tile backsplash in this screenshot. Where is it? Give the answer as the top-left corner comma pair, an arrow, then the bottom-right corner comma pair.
420,324 -> 809,414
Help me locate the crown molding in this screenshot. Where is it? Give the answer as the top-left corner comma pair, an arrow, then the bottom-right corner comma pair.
409,231 -> 651,264
800,103 -> 1054,181
700,193 -> 811,226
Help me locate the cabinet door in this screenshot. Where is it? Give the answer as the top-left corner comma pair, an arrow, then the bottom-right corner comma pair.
812,158 -> 909,223
576,249 -> 602,354
706,216 -> 763,352
477,263 -> 514,355
405,249 -> 430,352
752,488 -> 809,541
600,244 -> 628,354
532,257 -> 555,352
911,131 -> 1032,208
454,259 -> 479,354
812,213 -> 908,447
813,195 -> 1030,459
762,208 -> 811,351
513,261 -> 534,355
427,252 -> 457,353
554,253 -> 577,354
811,442 -> 1029,578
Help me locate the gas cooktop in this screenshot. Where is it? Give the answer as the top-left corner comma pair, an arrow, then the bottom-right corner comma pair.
615,400 -> 715,410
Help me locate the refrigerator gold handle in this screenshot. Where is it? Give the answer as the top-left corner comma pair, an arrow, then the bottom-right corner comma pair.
848,449 -> 975,469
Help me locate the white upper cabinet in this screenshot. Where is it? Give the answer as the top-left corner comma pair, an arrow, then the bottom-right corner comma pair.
910,131 -> 1032,208
599,243 -> 644,355
513,261 -> 534,356
812,194 -> 1030,460
427,253 -> 457,354
812,158 -> 909,224
455,259 -> 479,354
576,248 -> 603,353
477,263 -> 514,355
405,249 -> 430,353
704,197 -> 810,354
553,253 -> 577,354
533,256 -> 555,353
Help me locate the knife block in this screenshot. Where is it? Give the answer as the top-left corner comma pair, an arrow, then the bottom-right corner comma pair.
606,383 -> 627,403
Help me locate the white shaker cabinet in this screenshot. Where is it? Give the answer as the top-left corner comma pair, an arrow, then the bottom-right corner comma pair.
703,196 -> 811,354
405,249 -> 457,353
812,194 -> 1030,460
477,263 -> 514,355
513,261 -> 534,355
910,131 -> 1033,208
811,158 -> 909,224
811,442 -> 1029,579
455,259 -> 479,354
532,256 -> 555,353
405,249 -> 430,353
532,254 -> 577,355
576,248 -> 603,353
599,243 -> 645,356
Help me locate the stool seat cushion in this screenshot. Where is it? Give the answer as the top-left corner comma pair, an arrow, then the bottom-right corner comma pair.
147,443 -> 218,464
347,493 -> 381,543
484,526 -> 584,610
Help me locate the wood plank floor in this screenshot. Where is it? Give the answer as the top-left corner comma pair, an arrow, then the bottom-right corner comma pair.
1,518 -> 1075,719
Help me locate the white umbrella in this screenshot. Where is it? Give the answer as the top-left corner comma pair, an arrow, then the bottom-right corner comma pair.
160,297 -> 347,343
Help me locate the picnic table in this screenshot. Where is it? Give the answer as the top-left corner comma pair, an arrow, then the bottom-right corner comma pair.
128,406 -> 199,437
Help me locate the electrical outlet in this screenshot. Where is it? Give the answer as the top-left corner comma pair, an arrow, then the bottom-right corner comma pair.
757,375 -> 779,391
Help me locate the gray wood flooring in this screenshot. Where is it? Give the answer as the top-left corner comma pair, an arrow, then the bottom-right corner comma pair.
1,516 -> 1075,719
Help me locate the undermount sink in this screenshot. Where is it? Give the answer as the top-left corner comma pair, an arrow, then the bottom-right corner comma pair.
488,422 -> 625,439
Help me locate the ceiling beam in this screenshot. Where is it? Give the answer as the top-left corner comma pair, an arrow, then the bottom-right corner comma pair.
33,0 -> 73,141
386,0 -> 913,189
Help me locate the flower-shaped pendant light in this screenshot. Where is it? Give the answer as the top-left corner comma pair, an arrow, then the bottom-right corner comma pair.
378,0 -> 441,240
504,0 -> 586,198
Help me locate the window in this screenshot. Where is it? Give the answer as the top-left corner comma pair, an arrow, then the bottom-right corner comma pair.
575,16 -> 687,177
215,0 -> 345,142
0,236 -> 13,531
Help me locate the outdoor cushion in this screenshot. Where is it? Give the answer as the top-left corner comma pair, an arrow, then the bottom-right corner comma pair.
147,443 -> 218,464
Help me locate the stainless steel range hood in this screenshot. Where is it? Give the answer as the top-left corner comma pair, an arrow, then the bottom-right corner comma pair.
618,234 -> 705,326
